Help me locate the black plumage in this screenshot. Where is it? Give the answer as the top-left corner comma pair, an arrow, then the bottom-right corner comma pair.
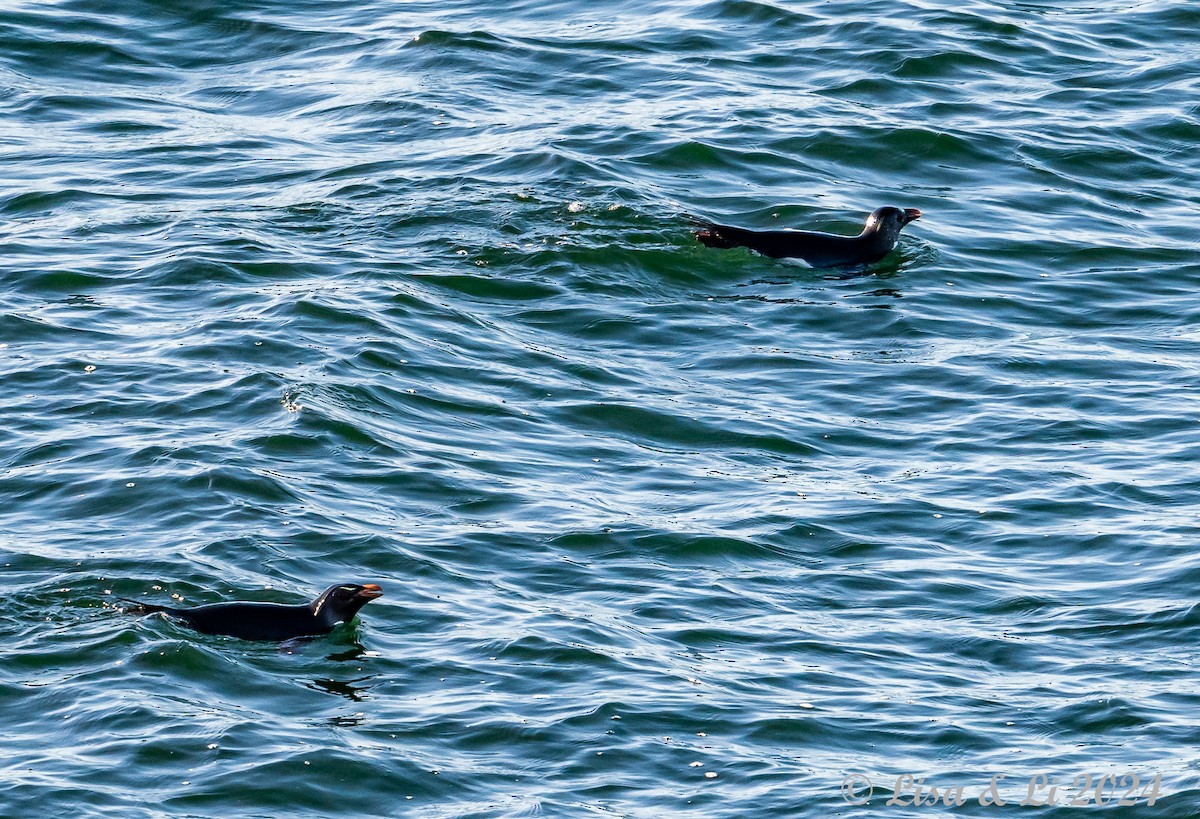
695,206 -> 922,266
122,582 -> 383,641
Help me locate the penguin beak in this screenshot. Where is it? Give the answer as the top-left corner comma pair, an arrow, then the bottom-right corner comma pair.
903,208 -> 922,224
355,584 -> 384,600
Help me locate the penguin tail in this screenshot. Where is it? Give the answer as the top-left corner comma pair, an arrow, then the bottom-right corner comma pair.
118,597 -> 169,615
693,222 -> 741,250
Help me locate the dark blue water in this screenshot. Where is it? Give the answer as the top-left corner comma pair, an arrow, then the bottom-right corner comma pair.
2,0 -> 1199,815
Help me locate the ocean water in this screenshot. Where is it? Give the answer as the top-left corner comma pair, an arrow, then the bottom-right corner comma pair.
1,0 -> 1199,815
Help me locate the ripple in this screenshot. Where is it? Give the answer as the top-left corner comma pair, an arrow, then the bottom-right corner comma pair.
2,0 -> 1200,814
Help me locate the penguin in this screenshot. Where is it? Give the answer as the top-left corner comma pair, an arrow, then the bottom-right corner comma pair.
122,582 -> 383,641
695,206 -> 922,266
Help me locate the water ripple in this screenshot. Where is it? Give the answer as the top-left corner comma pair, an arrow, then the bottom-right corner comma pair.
1,0 -> 1199,815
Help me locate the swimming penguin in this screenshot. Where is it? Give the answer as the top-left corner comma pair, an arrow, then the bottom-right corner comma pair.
695,206 -> 922,266
122,582 -> 383,641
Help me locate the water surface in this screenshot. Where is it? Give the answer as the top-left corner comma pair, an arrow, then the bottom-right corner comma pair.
2,0 -> 1199,815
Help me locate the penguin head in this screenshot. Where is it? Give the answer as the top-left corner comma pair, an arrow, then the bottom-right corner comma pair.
864,206 -> 921,244
311,582 -> 384,627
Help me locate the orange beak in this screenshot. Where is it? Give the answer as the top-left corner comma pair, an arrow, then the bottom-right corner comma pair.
356,584 -> 384,599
